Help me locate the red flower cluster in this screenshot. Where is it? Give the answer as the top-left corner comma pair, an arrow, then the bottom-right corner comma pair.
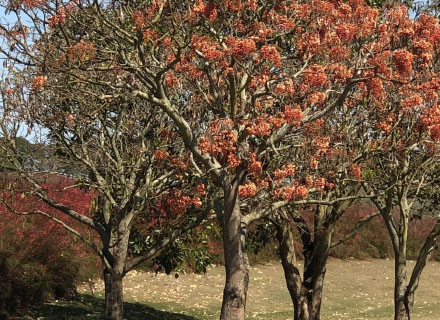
329,63 -> 352,82
191,34 -> 224,61
284,105 -> 303,126
32,75 -> 48,91
376,113 -> 396,134
248,153 -> 262,175
274,164 -> 296,180
143,29 -> 159,42
401,93 -> 422,113
297,32 -> 321,55
238,182 -> 257,198
246,117 -> 272,137
307,91 -> 326,106
199,119 -> 240,168
353,5 -> 378,38
274,78 -> 294,95
226,37 -> 256,59
388,6 -> 414,38
62,42 -> 96,63
165,72 -> 180,87
249,74 -> 270,91
369,77 -> 386,102
133,1 -> 164,30
392,49 -> 414,75
48,8 -> 69,27
413,39 -> 433,67
351,165 -> 362,181
268,12 -> 295,32
329,45 -> 350,61
163,190 -> 202,216
310,157 -> 319,170
313,136 -> 330,153
192,0 -> 218,22
314,177 -> 327,192
421,106 -> 440,141
274,185 -> 309,201
336,23 -> 356,42
154,150 -> 169,161
247,0 -> 257,11
260,45 -> 282,67
21,0 -> 45,9
305,65 -> 327,87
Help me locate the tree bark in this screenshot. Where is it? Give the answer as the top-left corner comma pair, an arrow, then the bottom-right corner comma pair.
394,257 -> 414,320
276,221 -> 327,320
101,223 -> 130,320
220,186 -> 249,320
276,222 -> 309,320
392,199 -> 413,320
104,271 -> 124,320
395,299 -> 411,320
303,240 -> 328,320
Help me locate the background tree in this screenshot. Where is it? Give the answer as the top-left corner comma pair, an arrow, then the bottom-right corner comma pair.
345,5 -> 440,319
0,72 -> 210,320
240,102 -> 379,320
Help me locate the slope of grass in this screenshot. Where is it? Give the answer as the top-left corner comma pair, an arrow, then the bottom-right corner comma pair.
33,259 -> 440,320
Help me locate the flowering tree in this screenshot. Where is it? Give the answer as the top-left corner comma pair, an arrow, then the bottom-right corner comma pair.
3,0 -> 440,319
236,3 -> 440,319
341,6 -> 440,320
0,0 -> 379,318
0,73 -> 210,320
239,90 -> 381,320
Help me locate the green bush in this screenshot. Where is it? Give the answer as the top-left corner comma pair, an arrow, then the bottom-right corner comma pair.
0,249 -> 85,317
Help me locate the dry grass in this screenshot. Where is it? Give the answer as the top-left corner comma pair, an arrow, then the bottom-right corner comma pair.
70,258 -> 440,319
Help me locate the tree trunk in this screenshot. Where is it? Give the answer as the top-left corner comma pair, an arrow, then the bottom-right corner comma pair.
276,221 -> 327,320
307,273 -> 325,320
392,201 -> 412,320
220,187 -> 249,320
302,226 -> 330,320
104,271 -> 123,320
395,299 -> 411,320
101,224 -> 131,320
394,259 -> 413,320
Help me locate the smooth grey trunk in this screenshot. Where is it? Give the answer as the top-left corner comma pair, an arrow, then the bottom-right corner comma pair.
220,185 -> 249,320
303,234 -> 328,320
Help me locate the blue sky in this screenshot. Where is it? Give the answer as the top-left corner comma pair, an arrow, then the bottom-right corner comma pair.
0,7 -> 43,141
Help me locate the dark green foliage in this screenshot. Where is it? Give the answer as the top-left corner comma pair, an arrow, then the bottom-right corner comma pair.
246,222 -> 276,255
152,229 -> 213,274
0,250 -> 84,317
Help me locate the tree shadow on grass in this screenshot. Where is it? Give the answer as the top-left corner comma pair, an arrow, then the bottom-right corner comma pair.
37,294 -> 200,320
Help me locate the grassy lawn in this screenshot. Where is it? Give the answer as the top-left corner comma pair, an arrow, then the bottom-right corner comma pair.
33,258 -> 440,319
